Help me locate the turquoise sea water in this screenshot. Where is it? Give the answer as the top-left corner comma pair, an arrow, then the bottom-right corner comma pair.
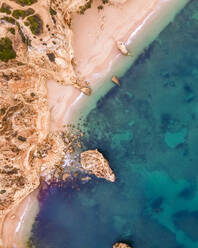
29,1 -> 198,247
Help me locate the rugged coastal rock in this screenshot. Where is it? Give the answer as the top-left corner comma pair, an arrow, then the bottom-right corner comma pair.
0,0 -> 94,241
116,41 -> 130,56
0,0 -> 126,245
0,64 -> 67,217
113,242 -> 132,248
80,149 -> 116,182
0,0 -> 91,93
112,75 -> 120,86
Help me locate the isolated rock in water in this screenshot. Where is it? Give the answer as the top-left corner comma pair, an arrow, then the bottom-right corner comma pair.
113,242 -> 132,248
80,149 -> 116,182
112,76 -> 120,86
116,41 -> 130,56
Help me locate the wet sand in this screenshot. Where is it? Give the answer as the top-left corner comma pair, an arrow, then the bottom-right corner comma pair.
1,189 -> 39,248
0,0 -> 189,247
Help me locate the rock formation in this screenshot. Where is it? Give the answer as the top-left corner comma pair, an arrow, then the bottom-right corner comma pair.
0,0 -> 91,94
0,0 -> 127,245
116,41 -> 130,56
113,242 -> 132,248
112,75 -> 120,86
80,149 -> 116,182
0,0 -> 94,241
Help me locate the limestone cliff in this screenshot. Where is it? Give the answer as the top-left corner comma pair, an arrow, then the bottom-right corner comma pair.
0,0 -> 91,93
0,0 -> 124,244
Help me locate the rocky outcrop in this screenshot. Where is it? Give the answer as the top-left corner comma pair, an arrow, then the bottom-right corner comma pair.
0,65 -> 66,219
80,149 -> 116,182
113,242 -> 132,248
112,76 -> 120,86
116,41 -> 130,56
0,0 -> 94,237
0,0 -> 91,94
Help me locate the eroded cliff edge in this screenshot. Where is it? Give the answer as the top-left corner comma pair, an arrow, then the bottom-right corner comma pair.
0,1 -> 117,243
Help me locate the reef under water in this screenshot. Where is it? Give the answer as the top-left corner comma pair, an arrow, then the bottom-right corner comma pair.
29,1 -> 198,247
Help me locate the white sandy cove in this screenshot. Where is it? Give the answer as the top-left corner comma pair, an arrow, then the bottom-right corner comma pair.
1,0 -> 189,247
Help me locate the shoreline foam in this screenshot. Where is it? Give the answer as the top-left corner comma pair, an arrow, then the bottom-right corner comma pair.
1,0 -> 189,247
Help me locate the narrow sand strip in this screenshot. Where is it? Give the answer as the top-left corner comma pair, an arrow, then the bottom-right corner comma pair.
1,0 -> 189,247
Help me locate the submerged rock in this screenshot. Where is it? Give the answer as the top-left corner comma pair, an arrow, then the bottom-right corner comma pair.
80,149 -> 116,182
113,242 -> 132,248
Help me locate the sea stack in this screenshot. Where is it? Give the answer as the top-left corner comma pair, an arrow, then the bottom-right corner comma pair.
113,242 -> 132,248
80,149 -> 116,182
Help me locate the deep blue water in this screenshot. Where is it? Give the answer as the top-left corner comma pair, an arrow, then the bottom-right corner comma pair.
29,1 -> 198,247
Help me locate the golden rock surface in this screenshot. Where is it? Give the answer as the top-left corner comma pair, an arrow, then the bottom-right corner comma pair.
80,149 -> 116,182
0,0 -> 91,94
0,0 -> 94,225
113,242 -> 132,248
0,65 -> 66,218
112,76 -> 120,86
116,41 -> 130,56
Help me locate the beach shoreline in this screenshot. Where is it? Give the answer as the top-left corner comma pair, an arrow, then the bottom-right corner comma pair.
1,0 -> 189,247
63,0 -> 189,124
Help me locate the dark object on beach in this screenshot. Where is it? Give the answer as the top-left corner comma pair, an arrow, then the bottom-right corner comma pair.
26,14 -> 43,35
18,136 -> 27,142
47,52 -> 55,62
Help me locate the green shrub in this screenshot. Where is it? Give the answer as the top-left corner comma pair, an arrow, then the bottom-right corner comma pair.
12,9 -> 26,19
9,27 -> 15,34
78,0 -> 93,14
13,0 -> 37,7
50,7 -> 56,16
12,8 -> 34,19
27,14 -> 43,35
0,3 -> 11,14
1,16 -> 16,24
0,37 -> 16,62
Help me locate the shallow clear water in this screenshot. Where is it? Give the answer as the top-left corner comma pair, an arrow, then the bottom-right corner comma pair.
30,1 -> 198,247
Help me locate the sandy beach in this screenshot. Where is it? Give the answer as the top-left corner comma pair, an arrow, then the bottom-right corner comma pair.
48,0 -> 189,128
1,189 -> 39,248
0,0 -> 189,247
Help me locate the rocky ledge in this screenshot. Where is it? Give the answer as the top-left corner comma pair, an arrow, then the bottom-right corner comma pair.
80,149 -> 116,182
